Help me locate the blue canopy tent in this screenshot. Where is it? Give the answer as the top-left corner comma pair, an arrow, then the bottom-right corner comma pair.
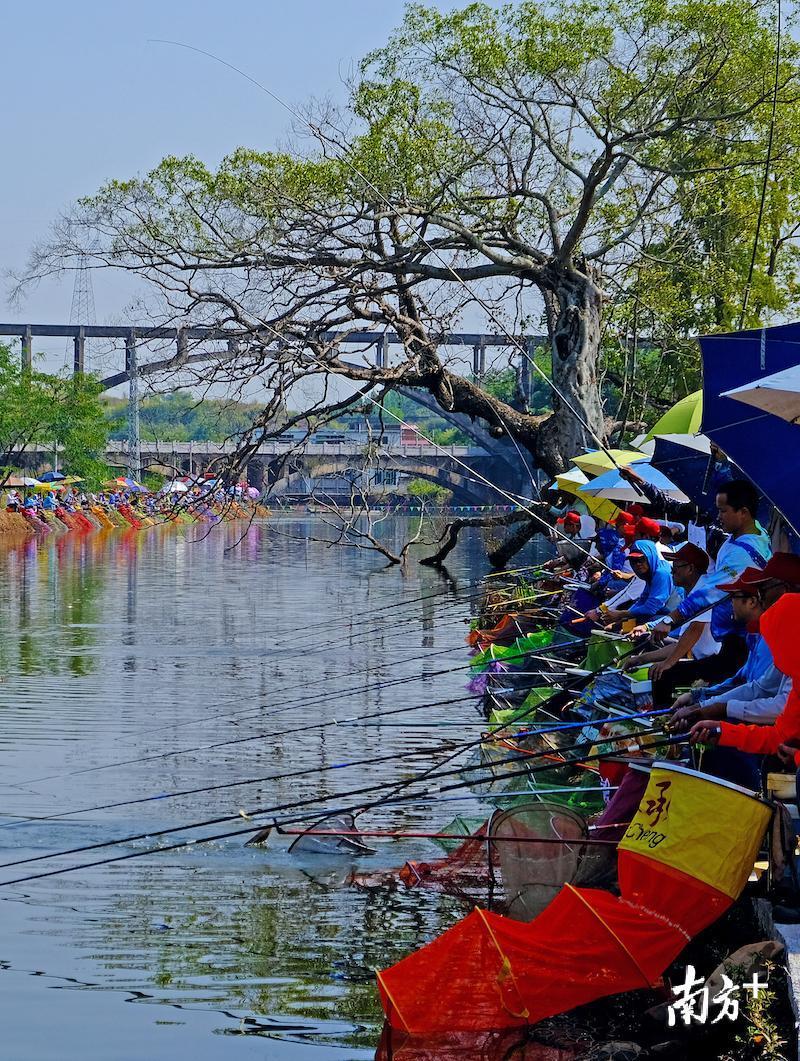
700,322 -> 800,535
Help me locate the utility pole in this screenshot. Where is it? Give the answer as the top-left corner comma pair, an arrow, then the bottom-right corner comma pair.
125,332 -> 141,481
66,252 -> 96,370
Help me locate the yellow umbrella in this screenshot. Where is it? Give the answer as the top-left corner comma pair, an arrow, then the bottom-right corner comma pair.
644,390 -> 703,441
572,449 -> 646,478
33,482 -> 62,492
60,475 -> 84,484
554,466 -> 622,525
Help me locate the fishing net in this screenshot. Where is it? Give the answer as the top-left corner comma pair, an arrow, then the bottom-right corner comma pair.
582,631 -> 631,671
469,631 -> 555,674
431,815 -> 488,853
489,802 -> 588,922
486,686 -> 555,730
393,821 -> 498,907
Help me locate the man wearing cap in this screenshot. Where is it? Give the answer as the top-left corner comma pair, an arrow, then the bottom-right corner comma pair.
668,554 -> 800,737
648,480 -> 771,679
626,543 -> 719,703
546,511 -> 592,569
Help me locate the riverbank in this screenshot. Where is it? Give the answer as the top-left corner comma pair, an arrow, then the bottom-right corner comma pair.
0,502 -> 271,539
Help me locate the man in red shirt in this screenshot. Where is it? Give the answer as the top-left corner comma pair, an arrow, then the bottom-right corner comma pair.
690,593 -> 800,773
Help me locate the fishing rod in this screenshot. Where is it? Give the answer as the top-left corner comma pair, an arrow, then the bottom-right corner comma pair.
9,588 -> 658,828
0,734 -> 681,888
2,649 -> 611,842
376,785 -> 619,808
0,720 -> 669,874
147,615 -> 576,738
3,676 -> 613,828
14,630 -> 592,790
275,827 -> 621,847
94,580 -> 570,745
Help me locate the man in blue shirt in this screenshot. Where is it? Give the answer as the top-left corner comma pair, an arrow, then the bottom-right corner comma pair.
649,480 -> 771,691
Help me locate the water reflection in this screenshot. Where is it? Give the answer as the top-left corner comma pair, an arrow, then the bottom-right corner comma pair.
0,519 -> 498,1059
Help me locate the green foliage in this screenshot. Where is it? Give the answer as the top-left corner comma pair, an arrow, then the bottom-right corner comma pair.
106,393 -> 265,443
429,426 -> 465,446
407,478 -> 452,504
0,343 -> 111,488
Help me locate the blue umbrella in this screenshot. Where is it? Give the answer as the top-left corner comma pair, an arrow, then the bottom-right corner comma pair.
578,461 -> 690,504
700,322 -> 800,535
38,470 -> 65,482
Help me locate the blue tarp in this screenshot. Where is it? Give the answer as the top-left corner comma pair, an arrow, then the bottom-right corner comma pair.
649,437 -> 720,519
700,323 -> 800,535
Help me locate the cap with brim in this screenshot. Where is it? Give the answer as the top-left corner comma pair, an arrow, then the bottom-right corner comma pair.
717,566 -> 768,594
758,552 -> 800,588
628,549 -> 646,560
662,542 -> 710,574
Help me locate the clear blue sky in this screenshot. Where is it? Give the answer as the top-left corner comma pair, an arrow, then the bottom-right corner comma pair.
1,0 -> 475,375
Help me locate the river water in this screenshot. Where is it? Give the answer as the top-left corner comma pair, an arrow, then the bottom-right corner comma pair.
0,519 -> 501,1060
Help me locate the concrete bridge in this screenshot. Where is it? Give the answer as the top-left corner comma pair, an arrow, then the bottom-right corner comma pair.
0,321 -> 547,503
104,438 -> 508,504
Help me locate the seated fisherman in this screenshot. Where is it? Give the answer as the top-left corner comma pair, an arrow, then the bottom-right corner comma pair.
596,540 -> 674,625
689,592 -> 800,790
647,479 -> 771,682
669,553 -> 800,732
624,543 -> 718,701
544,511 -> 593,570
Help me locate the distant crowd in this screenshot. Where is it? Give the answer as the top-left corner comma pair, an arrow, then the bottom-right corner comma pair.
3,481 -> 261,534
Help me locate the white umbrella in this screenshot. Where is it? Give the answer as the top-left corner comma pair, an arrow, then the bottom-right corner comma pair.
722,364 -> 800,424
637,433 -> 711,457
163,480 -> 189,493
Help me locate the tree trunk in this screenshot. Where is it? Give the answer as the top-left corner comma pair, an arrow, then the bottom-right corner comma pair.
537,265 -> 605,473
487,518 -> 545,570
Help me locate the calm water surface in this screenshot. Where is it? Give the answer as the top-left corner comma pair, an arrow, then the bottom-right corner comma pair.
0,519 -> 496,1060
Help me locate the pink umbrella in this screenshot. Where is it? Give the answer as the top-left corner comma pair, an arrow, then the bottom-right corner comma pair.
247,486 -> 260,499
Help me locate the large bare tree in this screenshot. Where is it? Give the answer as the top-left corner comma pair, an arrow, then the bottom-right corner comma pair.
17,0 -> 800,554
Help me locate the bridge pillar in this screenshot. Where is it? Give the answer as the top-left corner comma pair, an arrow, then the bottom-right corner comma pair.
472,340 -> 486,378
125,333 -> 142,481
21,326 -> 32,372
375,334 -> 388,368
519,337 -> 535,409
247,459 -> 265,489
73,327 -> 86,375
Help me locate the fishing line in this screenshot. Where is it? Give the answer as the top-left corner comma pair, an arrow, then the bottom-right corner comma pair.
0,735 -> 679,888
739,0 -> 782,328
13,628 -> 589,789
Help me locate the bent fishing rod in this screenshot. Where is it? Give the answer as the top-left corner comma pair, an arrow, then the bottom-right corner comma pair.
0,712 -> 674,870
0,733 -> 681,888
0,699 -> 665,835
